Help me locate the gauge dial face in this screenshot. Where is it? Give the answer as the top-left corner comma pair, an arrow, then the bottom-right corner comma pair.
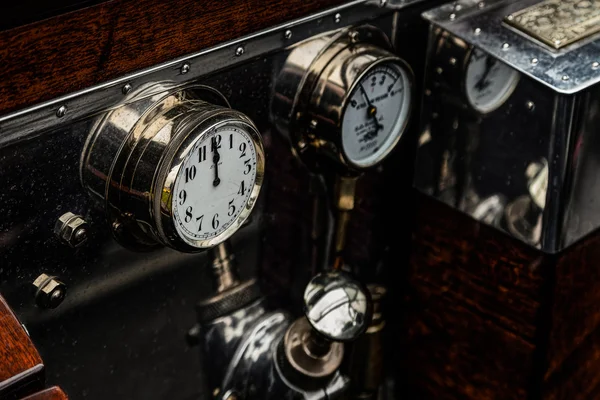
341,62 -> 412,169
172,125 -> 258,246
465,48 -> 520,113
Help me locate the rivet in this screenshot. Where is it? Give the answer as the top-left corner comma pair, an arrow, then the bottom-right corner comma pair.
474,27 -> 481,35
180,63 -> 191,74
56,106 -> 68,118
310,119 -> 318,129
235,46 -> 245,57
478,1 -> 485,8
449,57 -> 457,66
502,42 -> 510,50
454,4 -> 462,11
592,61 -> 600,70
436,67 -> 443,74
506,14 -> 514,20
349,31 -> 359,43
554,39 -> 562,46
284,30 -> 292,40
449,13 -> 456,20
122,83 -> 132,95
334,13 -> 341,23
530,58 -> 539,65
562,75 -> 570,81
526,101 -> 535,111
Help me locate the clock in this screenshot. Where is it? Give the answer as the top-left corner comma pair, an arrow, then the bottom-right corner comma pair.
271,24 -> 414,173
80,83 -> 265,252
464,47 -> 520,114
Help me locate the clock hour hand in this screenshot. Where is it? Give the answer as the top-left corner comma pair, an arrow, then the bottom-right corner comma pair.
359,84 -> 382,138
474,56 -> 496,91
212,137 -> 221,187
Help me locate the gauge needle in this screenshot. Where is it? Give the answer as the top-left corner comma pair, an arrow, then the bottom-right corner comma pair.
359,84 -> 383,136
211,137 -> 221,187
475,56 -> 496,92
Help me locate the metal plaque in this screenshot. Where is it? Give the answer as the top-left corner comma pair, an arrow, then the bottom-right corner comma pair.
504,0 -> 600,50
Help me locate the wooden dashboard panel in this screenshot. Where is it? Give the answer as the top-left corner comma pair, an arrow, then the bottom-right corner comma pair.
21,387 -> 68,400
401,193 -> 600,399
0,0 -> 347,115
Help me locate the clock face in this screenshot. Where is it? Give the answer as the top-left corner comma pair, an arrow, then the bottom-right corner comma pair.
465,48 -> 520,113
341,62 -> 412,168
172,124 -> 258,246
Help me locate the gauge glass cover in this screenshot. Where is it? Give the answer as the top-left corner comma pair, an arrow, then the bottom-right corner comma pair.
341,62 -> 411,168
172,124 -> 258,246
465,48 -> 520,113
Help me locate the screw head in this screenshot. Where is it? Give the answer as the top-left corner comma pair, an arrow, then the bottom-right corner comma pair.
506,14 -> 514,20
562,74 -> 570,81
284,30 -> 292,40
531,58 -> 539,65
449,13 -> 456,20
478,1 -> 485,8
56,106 -> 68,118
593,62 -> 600,70
349,30 -> 359,43
334,13 -> 341,23
235,46 -> 245,57
180,63 -> 191,74
526,101 -> 535,111
449,57 -> 457,66
122,83 -> 133,95
502,42 -> 510,50
474,27 -> 482,35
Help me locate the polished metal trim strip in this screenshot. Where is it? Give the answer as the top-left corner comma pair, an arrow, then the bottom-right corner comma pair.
0,0 -> 425,145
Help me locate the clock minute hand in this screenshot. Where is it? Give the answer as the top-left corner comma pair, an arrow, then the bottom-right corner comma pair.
212,137 -> 221,187
474,56 -> 496,91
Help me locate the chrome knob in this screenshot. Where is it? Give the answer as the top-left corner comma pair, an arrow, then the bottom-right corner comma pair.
303,270 -> 372,342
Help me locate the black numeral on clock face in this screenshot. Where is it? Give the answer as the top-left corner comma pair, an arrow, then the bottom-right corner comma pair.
185,206 -> 193,223
185,166 -> 197,183
238,180 -> 246,196
198,146 -> 207,163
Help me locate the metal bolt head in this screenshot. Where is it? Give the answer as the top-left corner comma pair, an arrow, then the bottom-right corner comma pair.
235,46 -> 245,57
56,106 -> 68,118
180,63 -> 191,74
122,83 -> 133,95
334,13 -> 341,23
33,274 -> 66,309
54,212 -> 89,248
284,30 -> 292,40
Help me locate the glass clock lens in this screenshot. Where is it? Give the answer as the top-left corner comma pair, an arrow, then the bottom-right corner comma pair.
465,48 -> 520,113
341,62 -> 411,168
172,125 -> 258,245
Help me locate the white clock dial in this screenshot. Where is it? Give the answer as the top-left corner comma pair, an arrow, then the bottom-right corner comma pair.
465,48 -> 520,113
172,125 -> 258,246
341,62 -> 412,168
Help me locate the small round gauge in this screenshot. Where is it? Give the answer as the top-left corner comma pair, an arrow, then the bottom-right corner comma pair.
464,47 -> 520,113
341,62 -> 412,168
81,83 -> 265,252
271,25 -> 415,173
172,124 -> 258,247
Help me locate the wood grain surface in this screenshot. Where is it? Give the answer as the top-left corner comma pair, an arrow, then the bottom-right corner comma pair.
0,0 -> 347,116
0,295 -> 44,398
20,387 -> 68,400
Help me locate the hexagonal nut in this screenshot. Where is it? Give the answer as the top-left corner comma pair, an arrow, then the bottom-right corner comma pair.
54,212 -> 89,248
33,273 -> 66,309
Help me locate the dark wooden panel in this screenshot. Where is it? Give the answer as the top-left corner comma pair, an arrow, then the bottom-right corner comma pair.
399,194 -> 546,400
0,0 -> 346,116
546,233 -> 600,379
0,295 -> 44,397
20,387 -> 68,400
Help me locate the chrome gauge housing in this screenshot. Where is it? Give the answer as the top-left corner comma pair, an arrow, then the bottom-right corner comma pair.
271,24 -> 415,175
80,83 -> 265,252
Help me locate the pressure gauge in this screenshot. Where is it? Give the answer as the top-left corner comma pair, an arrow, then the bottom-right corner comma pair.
80,83 -> 265,252
271,25 -> 414,173
464,47 -> 520,114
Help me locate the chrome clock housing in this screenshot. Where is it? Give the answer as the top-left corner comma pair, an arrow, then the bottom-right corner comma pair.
80,83 -> 265,252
